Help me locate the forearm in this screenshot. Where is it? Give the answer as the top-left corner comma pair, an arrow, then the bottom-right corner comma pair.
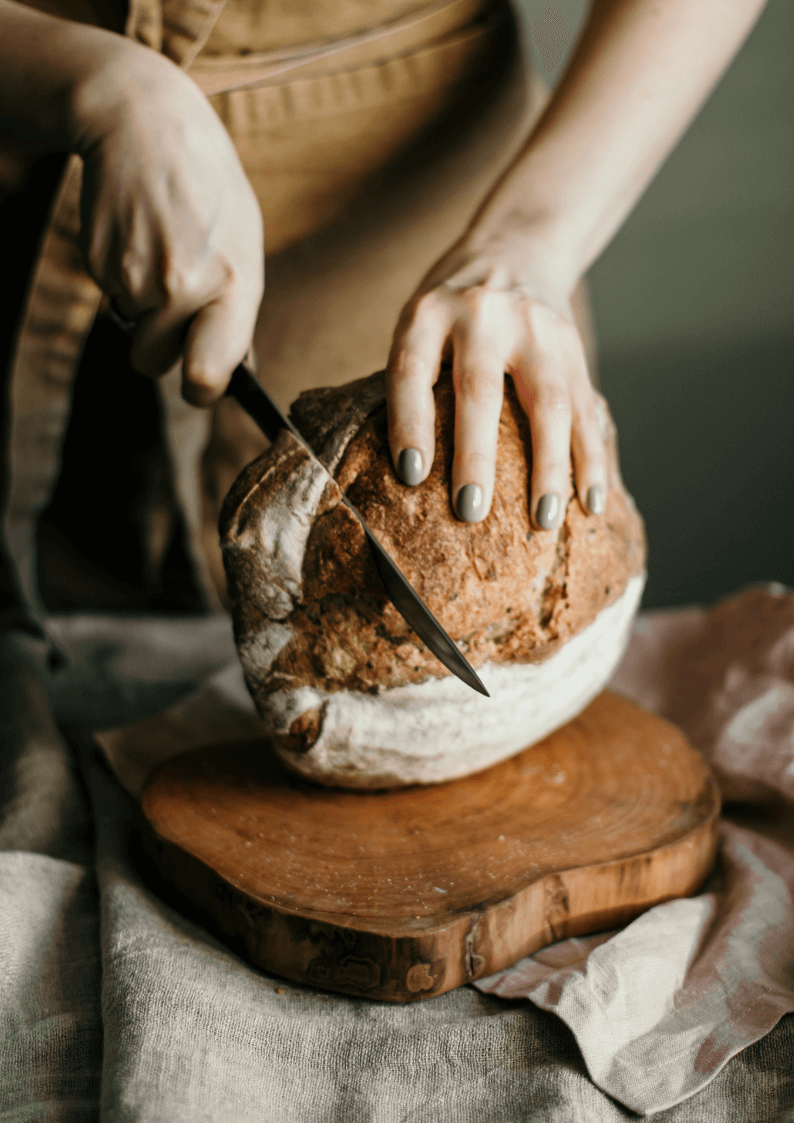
468,0 -> 767,287
0,0 -> 135,150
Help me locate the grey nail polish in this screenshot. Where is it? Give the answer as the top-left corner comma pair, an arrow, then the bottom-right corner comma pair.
536,492 -> 561,530
586,483 -> 606,516
397,448 -> 424,486
456,483 -> 484,523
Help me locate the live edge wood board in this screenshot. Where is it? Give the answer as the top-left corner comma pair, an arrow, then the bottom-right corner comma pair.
139,690 -> 720,1003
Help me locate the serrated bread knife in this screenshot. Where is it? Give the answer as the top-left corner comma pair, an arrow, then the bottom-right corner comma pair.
226,365 -> 489,697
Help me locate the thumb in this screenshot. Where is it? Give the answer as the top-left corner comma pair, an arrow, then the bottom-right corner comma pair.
181,294 -> 259,407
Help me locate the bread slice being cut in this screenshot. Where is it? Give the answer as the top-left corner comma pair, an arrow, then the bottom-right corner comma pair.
220,371 -> 646,788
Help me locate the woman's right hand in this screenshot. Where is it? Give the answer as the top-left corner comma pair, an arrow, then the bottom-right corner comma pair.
69,35 -> 264,405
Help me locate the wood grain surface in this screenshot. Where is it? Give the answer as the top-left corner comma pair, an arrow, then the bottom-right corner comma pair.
139,690 -> 720,1002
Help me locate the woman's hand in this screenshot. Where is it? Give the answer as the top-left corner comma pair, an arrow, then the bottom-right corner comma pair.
386,233 -> 606,529
0,2 -> 263,406
0,0 -> 263,404
387,0 -> 768,527
69,39 -> 263,405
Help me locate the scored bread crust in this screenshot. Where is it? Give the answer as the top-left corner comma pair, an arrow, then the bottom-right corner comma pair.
220,371 -> 646,786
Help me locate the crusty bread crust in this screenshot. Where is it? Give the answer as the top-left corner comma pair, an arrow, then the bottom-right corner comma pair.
221,370 -> 646,710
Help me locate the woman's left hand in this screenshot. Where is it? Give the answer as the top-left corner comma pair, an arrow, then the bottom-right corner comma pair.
385,233 -> 607,529
386,0 -> 768,529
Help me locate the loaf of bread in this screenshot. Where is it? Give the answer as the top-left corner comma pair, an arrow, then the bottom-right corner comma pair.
220,370 -> 646,788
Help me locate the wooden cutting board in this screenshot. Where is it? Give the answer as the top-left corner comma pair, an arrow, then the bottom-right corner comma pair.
139,690 -> 720,1002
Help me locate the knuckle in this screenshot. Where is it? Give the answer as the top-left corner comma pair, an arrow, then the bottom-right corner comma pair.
458,285 -> 493,317
576,432 -> 605,467
413,290 -> 446,322
389,351 -> 428,387
574,399 -> 608,451
184,357 -> 220,393
391,295 -> 442,347
531,383 -> 570,417
162,258 -> 203,302
572,390 -> 601,432
455,365 -> 503,405
119,249 -> 147,297
574,439 -> 605,475
522,303 -> 580,361
523,299 -> 557,336
590,391 -> 612,439
215,256 -> 237,292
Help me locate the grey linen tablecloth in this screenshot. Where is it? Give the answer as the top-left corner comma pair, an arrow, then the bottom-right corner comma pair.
1,598 -> 793,1122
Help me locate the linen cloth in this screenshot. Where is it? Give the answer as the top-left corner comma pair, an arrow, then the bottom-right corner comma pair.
475,585 -> 794,1114
0,588 -> 792,1121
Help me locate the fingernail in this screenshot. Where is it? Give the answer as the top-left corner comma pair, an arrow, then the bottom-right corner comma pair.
586,484 -> 606,516
397,448 -> 424,486
536,492 -> 561,530
456,483 -> 484,523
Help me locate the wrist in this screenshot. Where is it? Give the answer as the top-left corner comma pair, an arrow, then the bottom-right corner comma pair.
65,33 -> 153,154
0,9 -> 140,152
455,210 -> 585,301
66,32 -> 200,158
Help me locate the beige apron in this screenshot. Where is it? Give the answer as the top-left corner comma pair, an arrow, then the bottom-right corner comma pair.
1,0 -> 586,616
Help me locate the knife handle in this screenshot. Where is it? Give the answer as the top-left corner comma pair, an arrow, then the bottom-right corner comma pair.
225,364 -> 489,697
225,364 -> 307,448
108,305 -> 301,450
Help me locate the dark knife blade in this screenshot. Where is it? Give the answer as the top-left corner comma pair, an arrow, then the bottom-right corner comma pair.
226,365 -> 489,697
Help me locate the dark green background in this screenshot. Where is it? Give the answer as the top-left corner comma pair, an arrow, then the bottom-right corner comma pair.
521,1 -> 794,608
